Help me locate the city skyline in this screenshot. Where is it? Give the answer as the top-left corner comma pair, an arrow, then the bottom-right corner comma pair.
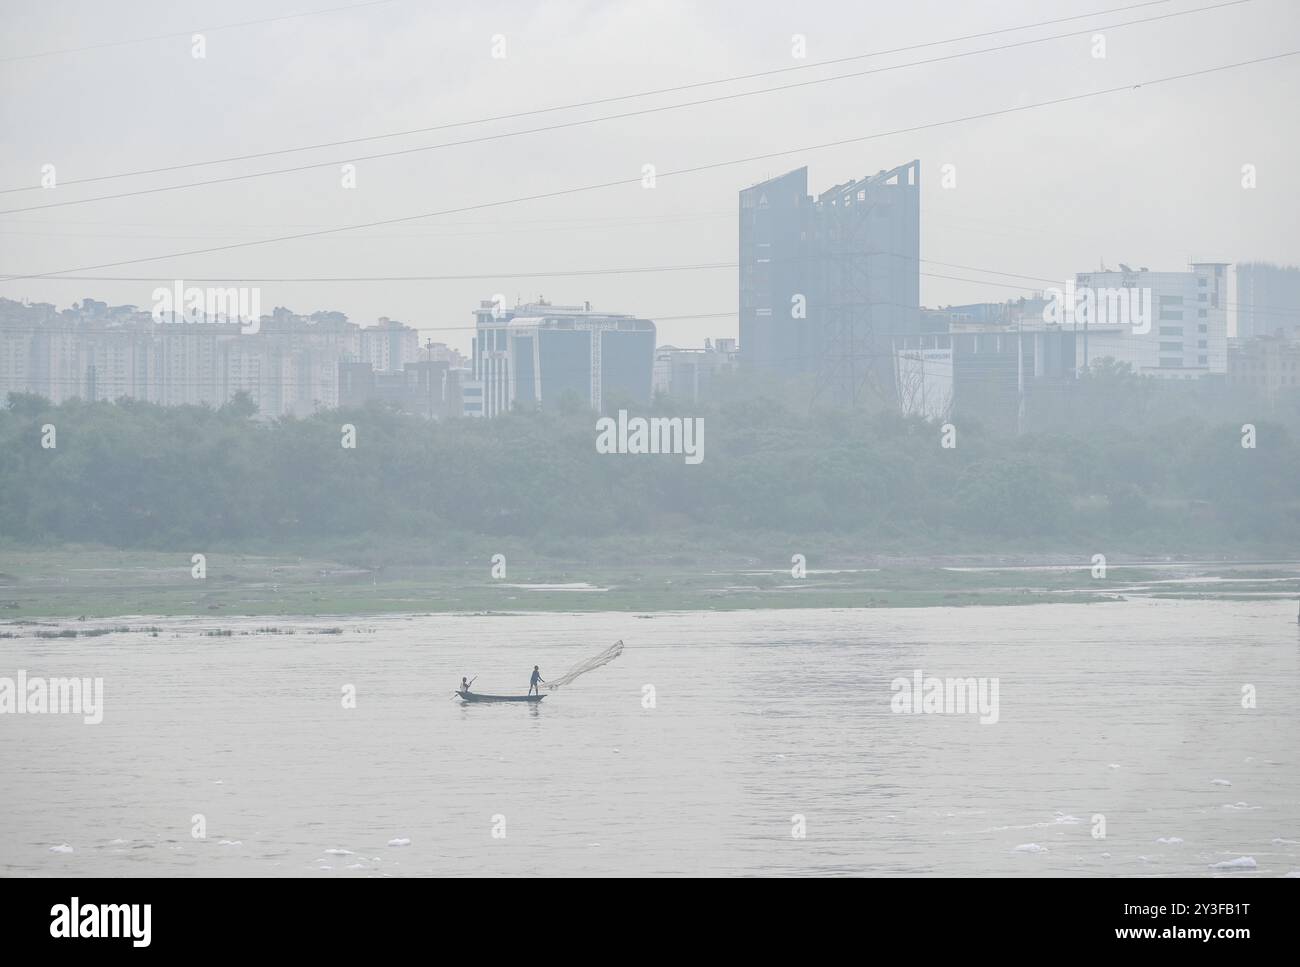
3,0 -> 1298,353
3,0 -> 1300,901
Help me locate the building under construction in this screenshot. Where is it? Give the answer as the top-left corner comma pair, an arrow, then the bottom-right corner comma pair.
738,160 -> 921,407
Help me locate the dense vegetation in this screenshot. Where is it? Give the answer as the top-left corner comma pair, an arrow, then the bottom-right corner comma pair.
1,373 -> 1298,556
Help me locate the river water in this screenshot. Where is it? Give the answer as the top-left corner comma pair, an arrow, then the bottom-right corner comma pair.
2,598 -> 1297,876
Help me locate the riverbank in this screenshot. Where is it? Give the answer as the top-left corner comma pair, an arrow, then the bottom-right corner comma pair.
1,547 -> 1296,620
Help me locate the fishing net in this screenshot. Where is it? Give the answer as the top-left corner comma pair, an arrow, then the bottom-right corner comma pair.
542,640 -> 624,690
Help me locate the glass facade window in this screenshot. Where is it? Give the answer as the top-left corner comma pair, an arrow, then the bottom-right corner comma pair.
601,329 -> 655,405
538,329 -> 592,406
512,335 -> 536,404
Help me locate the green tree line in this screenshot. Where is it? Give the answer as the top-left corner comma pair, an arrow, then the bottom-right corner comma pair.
1,388 -> 1296,551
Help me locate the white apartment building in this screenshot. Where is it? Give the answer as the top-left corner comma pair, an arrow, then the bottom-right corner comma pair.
154,323 -> 240,406
0,298 -> 377,417
1074,263 -> 1229,378
359,317 -> 419,372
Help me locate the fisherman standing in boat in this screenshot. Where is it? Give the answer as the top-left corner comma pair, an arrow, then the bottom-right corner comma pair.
528,665 -> 545,695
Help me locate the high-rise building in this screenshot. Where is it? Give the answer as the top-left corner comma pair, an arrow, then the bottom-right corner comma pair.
739,160 -> 920,406
29,321 -> 83,404
1074,263 -> 1228,378
471,300 -> 655,417
1236,263 -> 1300,340
359,317 -> 419,372
153,323 -> 240,406
221,336 -> 291,416
261,308 -> 360,414
0,296 -> 652,419
0,297 -> 369,417
81,325 -> 155,402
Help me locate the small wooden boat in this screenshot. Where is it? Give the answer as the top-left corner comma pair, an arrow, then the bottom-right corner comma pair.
456,690 -> 545,703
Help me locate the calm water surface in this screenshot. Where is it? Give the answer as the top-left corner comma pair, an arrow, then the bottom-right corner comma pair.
2,599 -> 1297,876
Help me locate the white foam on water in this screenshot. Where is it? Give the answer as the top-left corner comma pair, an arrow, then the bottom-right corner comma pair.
1156,837 -> 1184,844
324,848 -> 353,855
219,839 -> 241,846
48,843 -> 73,854
388,837 -> 411,847
1211,779 -> 1232,786
1209,856 -> 1257,869
1014,843 -> 1048,853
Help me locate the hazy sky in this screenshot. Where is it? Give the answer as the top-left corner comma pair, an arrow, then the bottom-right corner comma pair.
2,0 -> 1297,351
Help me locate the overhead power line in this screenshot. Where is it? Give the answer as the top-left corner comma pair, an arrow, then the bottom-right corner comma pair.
0,0 -> 1179,192
3,49 -> 1295,285
0,0 -> 1250,214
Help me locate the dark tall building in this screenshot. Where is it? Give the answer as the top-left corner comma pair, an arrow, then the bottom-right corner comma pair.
739,168 -> 814,379
739,160 -> 920,406
1237,262 -> 1300,340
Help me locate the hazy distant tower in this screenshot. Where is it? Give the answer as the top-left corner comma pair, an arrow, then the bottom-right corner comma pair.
739,160 -> 920,406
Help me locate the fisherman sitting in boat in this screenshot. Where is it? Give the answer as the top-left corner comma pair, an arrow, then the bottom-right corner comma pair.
460,676 -> 475,695
528,665 -> 545,695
